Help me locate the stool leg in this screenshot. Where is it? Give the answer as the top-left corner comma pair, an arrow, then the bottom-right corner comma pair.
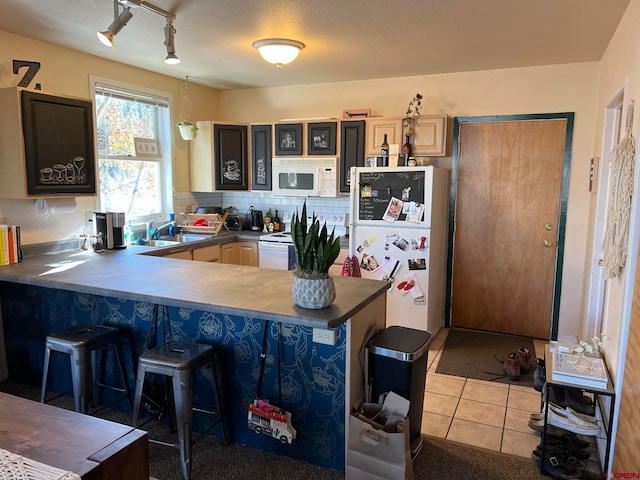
208,360 -> 230,445
40,343 -> 52,404
131,366 -> 146,426
70,347 -> 92,414
114,342 -> 133,409
173,370 -> 194,480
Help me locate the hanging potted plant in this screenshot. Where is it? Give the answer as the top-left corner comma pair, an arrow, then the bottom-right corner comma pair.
290,201 -> 341,309
177,76 -> 198,140
177,120 -> 198,140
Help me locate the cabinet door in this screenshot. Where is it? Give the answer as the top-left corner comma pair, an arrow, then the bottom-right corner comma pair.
220,242 -> 238,264
192,244 -> 221,262
214,124 -> 248,190
164,250 -> 193,260
251,124 -> 272,190
238,242 -> 258,267
412,115 -> 448,156
339,120 -> 365,193
366,118 -> 403,156
189,123 -> 249,192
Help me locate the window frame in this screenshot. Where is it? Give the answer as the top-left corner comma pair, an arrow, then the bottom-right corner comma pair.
89,75 -> 174,224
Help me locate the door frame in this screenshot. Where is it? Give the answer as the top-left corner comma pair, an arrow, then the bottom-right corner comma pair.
445,113 -> 575,340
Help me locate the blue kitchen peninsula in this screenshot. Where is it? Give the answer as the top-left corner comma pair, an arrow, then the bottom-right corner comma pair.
0,246 -> 388,472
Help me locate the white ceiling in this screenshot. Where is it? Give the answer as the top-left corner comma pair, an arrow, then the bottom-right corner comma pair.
0,0 -> 630,90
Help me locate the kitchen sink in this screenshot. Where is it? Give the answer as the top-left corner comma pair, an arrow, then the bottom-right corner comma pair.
147,239 -> 181,247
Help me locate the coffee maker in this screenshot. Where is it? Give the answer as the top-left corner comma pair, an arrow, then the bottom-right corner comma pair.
94,212 -> 126,249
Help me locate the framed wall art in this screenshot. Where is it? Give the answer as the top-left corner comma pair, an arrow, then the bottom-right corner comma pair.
275,123 -> 303,155
251,124 -> 272,190
307,121 -> 337,155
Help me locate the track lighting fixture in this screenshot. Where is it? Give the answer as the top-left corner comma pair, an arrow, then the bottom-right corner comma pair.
164,18 -> 180,64
97,0 -> 180,65
97,1 -> 133,47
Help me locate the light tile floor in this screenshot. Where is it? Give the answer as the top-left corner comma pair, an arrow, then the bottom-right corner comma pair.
421,328 -> 547,459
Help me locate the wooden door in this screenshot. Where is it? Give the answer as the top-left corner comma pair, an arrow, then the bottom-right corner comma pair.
449,116 -> 571,339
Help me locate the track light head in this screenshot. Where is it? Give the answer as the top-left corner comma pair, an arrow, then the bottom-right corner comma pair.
163,20 -> 180,64
97,4 -> 133,47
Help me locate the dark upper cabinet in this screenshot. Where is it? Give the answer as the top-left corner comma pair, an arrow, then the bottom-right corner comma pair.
251,124 -> 272,190
190,122 -> 249,192
0,87 -> 97,198
339,120 -> 366,193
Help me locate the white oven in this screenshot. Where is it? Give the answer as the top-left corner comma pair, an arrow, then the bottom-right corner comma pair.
258,212 -> 348,270
271,157 -> 338,197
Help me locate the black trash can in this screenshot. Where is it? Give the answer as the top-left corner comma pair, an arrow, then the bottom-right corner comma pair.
368,326 -> 432,456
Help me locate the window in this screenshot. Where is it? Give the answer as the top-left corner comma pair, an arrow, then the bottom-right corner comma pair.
91,77 -> 173,222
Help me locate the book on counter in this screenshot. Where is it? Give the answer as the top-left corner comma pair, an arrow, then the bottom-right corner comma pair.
0,224 -> 21,266
551,351 -> 608,388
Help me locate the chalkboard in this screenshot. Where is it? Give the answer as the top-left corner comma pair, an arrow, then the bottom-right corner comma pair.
358,170 -> 426,221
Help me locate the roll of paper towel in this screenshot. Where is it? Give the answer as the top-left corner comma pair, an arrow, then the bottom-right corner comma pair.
35,198 -> 78,214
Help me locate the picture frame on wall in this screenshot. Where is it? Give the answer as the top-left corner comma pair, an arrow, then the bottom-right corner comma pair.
251,124 -> 272,190
307,121 -> 337,155
275,123 -> 303,155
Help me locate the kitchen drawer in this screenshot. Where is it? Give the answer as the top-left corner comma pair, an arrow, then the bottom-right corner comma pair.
193,244 -> 221,262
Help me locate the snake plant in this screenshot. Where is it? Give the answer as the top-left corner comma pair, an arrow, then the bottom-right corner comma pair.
290,201 -> 341,279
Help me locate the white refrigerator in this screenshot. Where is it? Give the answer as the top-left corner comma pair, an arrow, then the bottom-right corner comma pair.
349,166 -> 449,334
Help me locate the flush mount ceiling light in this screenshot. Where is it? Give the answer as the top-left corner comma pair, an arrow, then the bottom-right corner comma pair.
252,38 -> 305,69
97,0 -> 180,65
97,1 -> 133,47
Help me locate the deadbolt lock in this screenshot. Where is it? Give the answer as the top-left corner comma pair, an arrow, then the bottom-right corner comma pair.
545,223 -> 553,231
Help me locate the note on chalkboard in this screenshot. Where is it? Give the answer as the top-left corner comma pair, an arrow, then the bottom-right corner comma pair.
358,170 -> 426,221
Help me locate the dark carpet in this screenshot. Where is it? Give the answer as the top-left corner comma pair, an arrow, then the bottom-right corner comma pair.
0,380 -> 546,479
436,328 -> 537,386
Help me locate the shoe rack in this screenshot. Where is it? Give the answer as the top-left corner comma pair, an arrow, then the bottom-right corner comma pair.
539,344 -> 616,477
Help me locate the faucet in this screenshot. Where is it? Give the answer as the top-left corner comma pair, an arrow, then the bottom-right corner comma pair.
146,220 -> 174,240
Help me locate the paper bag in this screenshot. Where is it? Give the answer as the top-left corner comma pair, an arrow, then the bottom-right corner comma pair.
346,403 -> 414,480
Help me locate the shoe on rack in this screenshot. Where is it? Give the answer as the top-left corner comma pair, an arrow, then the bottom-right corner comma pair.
548,386 -> 595,416
548,410 -> 601,436
538,442 -> 590,461
549,404 -> 597,424
518,346 -> 532,373
542,431 -> 590,450
504,352 -> 521,380
531,449 -> 582,479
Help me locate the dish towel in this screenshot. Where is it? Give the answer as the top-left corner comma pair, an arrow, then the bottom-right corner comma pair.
0,448 -> 81,480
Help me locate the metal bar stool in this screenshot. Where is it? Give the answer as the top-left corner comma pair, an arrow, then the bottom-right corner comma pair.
40,323 -> 133,414
131,340 -> 230,480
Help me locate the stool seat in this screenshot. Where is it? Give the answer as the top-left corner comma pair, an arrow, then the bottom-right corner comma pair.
41,324 -> 132,415
132,340 -> 230,480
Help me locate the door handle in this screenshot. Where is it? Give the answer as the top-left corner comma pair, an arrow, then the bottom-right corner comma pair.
543,240 -> 552,247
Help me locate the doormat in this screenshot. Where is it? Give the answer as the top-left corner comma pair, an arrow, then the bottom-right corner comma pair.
435,328 -> 537,386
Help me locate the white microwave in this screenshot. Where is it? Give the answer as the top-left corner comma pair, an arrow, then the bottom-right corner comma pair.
271,157 -> 338,197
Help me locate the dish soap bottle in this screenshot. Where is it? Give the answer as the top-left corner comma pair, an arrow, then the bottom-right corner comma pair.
124,220 -> 134,245
169,212 -> 176,236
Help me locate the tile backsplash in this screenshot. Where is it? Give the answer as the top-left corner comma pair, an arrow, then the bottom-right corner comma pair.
174,191 -> 349,218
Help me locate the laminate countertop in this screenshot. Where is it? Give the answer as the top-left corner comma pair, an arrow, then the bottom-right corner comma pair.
0,235 -> 387,329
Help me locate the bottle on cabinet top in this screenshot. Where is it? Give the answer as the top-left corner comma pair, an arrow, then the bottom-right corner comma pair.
381,134 -> 389,167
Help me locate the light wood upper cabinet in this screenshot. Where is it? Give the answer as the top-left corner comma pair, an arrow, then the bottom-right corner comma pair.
365,115 -> 448,157
412,114 -> 448,156
365,117 -> 403,156
189,122 -> 249,192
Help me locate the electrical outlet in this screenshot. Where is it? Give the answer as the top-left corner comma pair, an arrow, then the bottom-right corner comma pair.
312,328 -> 337,346
185,204 -> 192,213
85,211 -> 93,223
